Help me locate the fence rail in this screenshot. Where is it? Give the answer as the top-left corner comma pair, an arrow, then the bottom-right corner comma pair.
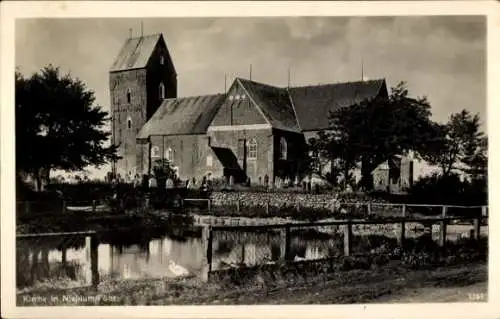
183,198 -> 488,218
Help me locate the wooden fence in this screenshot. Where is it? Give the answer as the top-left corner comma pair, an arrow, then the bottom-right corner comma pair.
201,210 -> 488,279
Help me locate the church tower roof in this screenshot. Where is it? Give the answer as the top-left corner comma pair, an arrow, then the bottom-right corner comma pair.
110,33 -> 176,74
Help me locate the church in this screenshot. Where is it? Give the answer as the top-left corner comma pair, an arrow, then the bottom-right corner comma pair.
109,33 -> 413,190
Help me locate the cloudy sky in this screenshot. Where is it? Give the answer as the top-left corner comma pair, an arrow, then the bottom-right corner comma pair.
16,16 -> 486,126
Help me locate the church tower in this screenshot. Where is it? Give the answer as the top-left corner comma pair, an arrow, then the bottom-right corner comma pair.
109,33 -> 177,180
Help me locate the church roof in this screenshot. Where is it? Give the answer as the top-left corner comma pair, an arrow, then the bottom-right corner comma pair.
236,78 -> 301,132
288,79 -> 386,131
110,34 -> 168,72
137,94 -> 225,138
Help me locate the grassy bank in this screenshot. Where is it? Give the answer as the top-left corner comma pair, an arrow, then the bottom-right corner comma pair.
16,209 -> 193,235
17,260 -> 487,306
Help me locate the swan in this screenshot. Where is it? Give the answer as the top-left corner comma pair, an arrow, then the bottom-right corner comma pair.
168,260 -> 189,277
294,255 -> 307,262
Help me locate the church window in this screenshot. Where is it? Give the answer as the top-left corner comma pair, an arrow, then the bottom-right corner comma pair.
241,94 -> 246,100
151,146 -> 160,158
165,147 -> 174,162
159,82 -> 165,100
248,138 -> 257,160
160,55 -> 165,65
235,95 -> 240,100
127,116 -> 132,129
279,137 -> 287,160
229,95 -> 234,101
126,89 -> 131,103
206,155 -> 213,167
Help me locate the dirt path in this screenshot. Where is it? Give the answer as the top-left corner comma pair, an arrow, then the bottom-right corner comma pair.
173,261 -> 487,305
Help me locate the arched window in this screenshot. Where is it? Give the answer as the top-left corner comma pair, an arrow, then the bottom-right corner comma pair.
248,138 -> 257,160
160,55 -> 165,65
159,82 -> 165,100
126,88 -> 131,103
279,137 -> 287,160
151,146 -> 160,158
165,147 -> 174,162
127,116 -> 132,129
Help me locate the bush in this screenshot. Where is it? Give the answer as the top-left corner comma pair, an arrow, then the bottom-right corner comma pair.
408,173 -> 487,206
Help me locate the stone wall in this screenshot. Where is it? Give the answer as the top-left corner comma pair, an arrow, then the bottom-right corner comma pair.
211,191 -> 337,210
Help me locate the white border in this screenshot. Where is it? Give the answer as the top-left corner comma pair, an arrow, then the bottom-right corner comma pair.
1,1 -> 499,319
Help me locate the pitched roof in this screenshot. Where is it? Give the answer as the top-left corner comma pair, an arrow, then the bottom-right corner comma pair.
110,34 -> 166,72
137,94 -> 225,138
237,78 -> 301,132
288,79 -> 386,131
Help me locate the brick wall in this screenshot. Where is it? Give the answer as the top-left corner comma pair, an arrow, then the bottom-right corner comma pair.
145,134 -> 211,181
110,68 -> 148,179
208,129 -> 273,183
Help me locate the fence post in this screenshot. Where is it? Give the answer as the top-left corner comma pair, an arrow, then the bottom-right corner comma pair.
201,226 -> 213,282
473,208 -> 482,241
439,206 -> 447,247
62,200 -> 66,214
481,205 -> 487,217
90,233 -> 99,288
367,203 -> 372,216
343,221 -> 352,257
331,200 -> 336,214
280,226 -> 291,261
92,200 -> 96,213
236,199 -> 240,213
399,204 -> 406,246
266,201 -> 270,215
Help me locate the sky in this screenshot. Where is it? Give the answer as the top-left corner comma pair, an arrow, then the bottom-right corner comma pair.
15,16 -> 486,178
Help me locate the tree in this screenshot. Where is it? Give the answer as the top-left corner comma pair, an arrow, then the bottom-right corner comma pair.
152,159 -> 176,187
425,110 -> 487,180
316,81 -> 440,190
16,65 -> 119,191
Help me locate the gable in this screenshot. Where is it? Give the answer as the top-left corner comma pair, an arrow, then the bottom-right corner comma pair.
209,81 -> 268,127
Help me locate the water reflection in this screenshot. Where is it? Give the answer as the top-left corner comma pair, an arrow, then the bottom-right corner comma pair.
16,229 -> 343,288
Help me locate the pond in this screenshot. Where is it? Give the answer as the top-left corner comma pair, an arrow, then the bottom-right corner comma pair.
16,226 -> 345,289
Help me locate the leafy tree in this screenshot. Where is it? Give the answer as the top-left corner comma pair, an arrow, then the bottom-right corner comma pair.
425,110 -> 487,179
16,65 -> 119,191
312,81 -> 440,190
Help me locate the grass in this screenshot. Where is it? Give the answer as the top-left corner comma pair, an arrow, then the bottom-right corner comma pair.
16,260 -> 487,306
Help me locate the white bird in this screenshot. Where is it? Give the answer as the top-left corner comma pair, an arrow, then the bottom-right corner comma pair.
294,255 -> 307,262
168,260 -> 189,277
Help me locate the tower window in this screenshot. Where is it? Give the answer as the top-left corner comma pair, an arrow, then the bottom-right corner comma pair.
248,138 -> 257,160
159,82 -> 165,100
127,116 -> 132,129
279,137 -> 287,160
160,55 -> 165,65
126,88 -> 131,103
